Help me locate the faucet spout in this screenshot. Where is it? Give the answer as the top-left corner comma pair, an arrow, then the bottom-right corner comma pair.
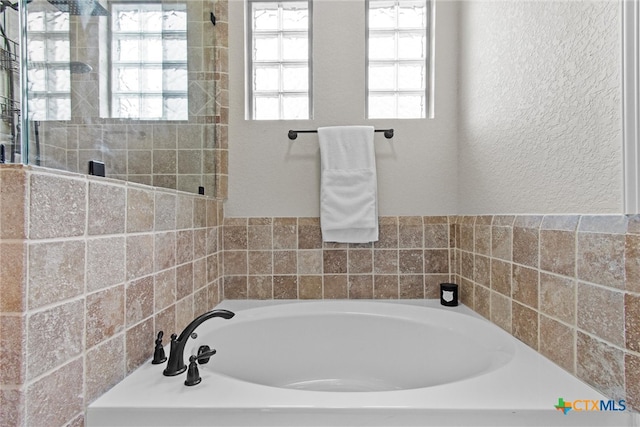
162,309 -> 234,376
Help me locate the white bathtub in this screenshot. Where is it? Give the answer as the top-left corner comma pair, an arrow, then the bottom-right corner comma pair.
87,300 -> 636,426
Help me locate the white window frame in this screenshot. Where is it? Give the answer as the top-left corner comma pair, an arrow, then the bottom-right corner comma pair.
246,0 -> 312,120
109,1 -> 188,120
366,0 -> 430,119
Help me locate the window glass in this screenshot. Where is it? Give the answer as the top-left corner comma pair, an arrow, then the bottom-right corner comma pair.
110,2 -> 188,120
367,0 -> 429,119
248,0 -> 311,120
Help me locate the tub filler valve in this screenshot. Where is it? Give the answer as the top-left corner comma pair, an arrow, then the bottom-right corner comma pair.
162,309 -> 235,377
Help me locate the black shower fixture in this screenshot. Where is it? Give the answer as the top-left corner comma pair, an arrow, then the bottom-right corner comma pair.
47,0 -> 108,16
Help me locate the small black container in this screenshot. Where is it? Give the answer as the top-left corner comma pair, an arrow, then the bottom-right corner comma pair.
440,283 -> 458,307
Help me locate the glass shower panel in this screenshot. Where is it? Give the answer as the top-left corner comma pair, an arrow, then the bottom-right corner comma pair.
16,0 -> 218,196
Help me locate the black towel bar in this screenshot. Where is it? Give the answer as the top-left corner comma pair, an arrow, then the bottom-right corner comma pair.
287,129 -> 394,140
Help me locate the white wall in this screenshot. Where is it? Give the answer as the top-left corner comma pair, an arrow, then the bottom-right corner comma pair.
227,0 -> 459,217
457,0 -> 623,214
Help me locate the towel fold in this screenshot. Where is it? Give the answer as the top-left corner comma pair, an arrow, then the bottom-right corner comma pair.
318,126 -> 378,243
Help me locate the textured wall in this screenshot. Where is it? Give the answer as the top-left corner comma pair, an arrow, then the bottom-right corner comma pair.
458,0 -> 622,214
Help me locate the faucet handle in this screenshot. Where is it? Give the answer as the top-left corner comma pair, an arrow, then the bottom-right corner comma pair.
184,355 -> 202,386
196,345 -> 217,365
151,331 -> 167,364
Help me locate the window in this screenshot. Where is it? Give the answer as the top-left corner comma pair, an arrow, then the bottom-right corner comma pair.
26,10 -> 71,121
367,0 -> 429,119
248,0 -> 311,120
110,2 -> 188,120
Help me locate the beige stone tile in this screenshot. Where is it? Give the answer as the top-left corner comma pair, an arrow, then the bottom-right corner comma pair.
155,304 -> 176,338
176,295 -> 194,332
126,276 -> 154,327
274,275 -> 298,299
194,287 -> 209,315
29,173 -> 86,239
127,188 -> 154,233
27,299 -> 84,379
374,249 -> 398,274
87,237 -> 125,293
322,275 -> 346,299
540,230 -> 575,277
88,182 -> 126,235
248,275 -> 273,299
348,275 -> 373,299
541,215 -> 579,231
459,277 -> 474,307
626,293 -> 640,352
273,218 -> 297,249
176,230 -> 194,265
374,275 -> 398,299
223,276 -> 247,299
26,359 -> 83,427
474,284 -> 490,319
126,234 -> 154,281
223,222 -> 247,250
126,317 -> 154,374
154,269 -> 176,312
491,259 -> 511,297
399,249 -> 423,274
512,302 -> 538,350
576,331 -> 625,399
492,226 -> 512,261
297,249 -> 322,274
0,314 -> 25,385
474,254 -> 490,287
223,251 -> 248,275
399,275 -> 424,298
248,251 -> 272,275
0,168 -> 26,239
322,249 -> 347,274
248,222 -> 272,250
375,217 -> 398,249
579,215 -> 628,234
577,232 -> 625,289
298,218 -> 322,249
540,314 -> 575,373
539,273 -> 575,325
626,234 -> 640,293
490,291 -> 511,333
512,265 -> 538,309
298,275 -> 321,299
626,353 -> 640,411
86,285 -> 125,349
424,249 -> 448,274
474,224 -> 491,256
154,192 -> 176,231
460,251 -> 474,282
577,283 -> 624,347
155,231 -> 176,271
0,242 -> 25,312
176,263 -> 194,300
398,216 -> 423,248
274,250 -> 297,275
513,226 -> 539,268
86,336 -> 125,403
0,388 -> 23,426
459,223 -> 474,252
424,223 -> 449,249
348,249 -> 372,274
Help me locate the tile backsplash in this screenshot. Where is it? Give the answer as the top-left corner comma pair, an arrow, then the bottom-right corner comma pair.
0,165 -> 223,426
2,167 -> 640,426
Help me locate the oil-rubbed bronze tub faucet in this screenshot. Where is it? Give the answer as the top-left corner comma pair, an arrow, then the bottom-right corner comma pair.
163,309 -> 235,376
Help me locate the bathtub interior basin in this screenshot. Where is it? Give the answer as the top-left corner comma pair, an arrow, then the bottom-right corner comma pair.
201,302 -> 515,392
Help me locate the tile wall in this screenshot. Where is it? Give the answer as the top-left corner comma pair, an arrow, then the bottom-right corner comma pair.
0,165 -> 223,426
220,214 -> 640,412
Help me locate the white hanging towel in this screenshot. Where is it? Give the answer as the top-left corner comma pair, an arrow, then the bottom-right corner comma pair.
318,126 -> 379,243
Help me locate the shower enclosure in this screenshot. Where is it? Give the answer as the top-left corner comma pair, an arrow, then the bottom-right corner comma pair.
0,0 -> 217,196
